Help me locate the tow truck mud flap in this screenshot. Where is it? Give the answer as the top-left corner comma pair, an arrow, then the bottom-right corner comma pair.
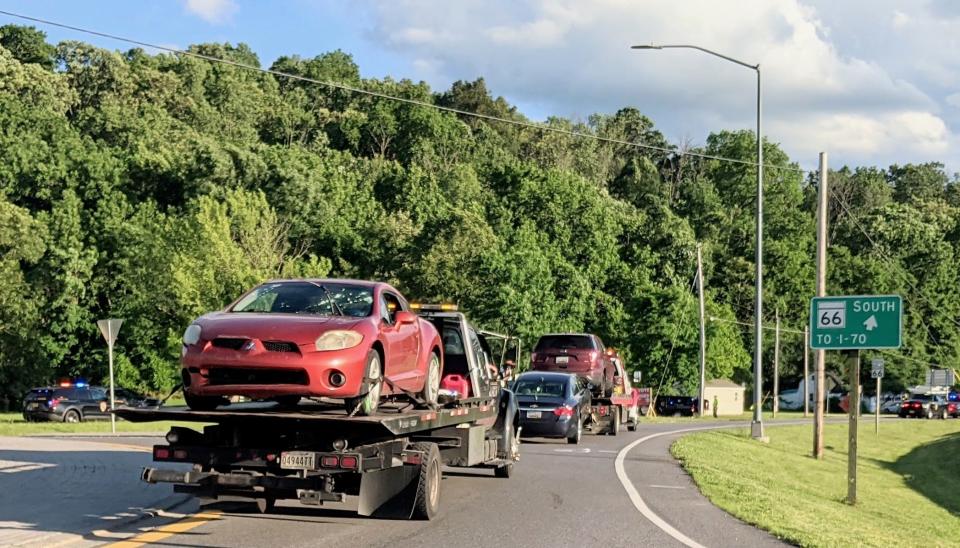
358,464 -> 419,519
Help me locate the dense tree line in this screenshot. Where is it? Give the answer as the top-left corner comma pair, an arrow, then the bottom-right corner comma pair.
1,25 -> 958,409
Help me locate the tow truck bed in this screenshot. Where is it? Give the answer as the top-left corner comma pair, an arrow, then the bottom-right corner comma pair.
115,397 -> 498,439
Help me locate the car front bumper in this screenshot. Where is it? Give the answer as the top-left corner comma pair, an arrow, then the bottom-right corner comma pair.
181,342 -> 371,400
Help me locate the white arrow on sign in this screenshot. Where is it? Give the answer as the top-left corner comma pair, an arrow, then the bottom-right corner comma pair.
863,315 -> 878,331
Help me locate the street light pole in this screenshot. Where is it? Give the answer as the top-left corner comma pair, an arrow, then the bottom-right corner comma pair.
632,44 -> 765,438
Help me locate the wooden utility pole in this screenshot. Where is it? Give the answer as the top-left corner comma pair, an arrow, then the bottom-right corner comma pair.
814,152 -> 829,459
846,350 -> 860,504
773,308 -> 780,418
803,326 -> 810,418
697,243 -> 707,417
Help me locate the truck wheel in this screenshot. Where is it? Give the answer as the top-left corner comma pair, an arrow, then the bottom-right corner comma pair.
410,442 -> 441,520
608,407 -> 620,436
494,463 -> 514,478
63,409 -> 81,423
346,351 -> 382,416
627,421 -> 637,432
567,413 -> 583,445
185,392 -> 225,411
419,352 -> 441,406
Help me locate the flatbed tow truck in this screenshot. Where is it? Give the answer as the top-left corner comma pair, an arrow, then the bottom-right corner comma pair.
583,351 -> 640,436
115,305 -> 520,520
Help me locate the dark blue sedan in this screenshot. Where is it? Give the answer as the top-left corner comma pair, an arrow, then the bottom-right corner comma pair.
513,372 -> 592,444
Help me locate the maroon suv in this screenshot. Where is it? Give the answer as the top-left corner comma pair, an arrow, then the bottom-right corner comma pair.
530,333 -> 615,396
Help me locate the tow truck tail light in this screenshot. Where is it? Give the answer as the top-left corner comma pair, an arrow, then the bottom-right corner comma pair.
588,351 -> 598,362
154,447 -> 171,460
321,455 -> 339,468
339,456 -> 359,469
554,405 -> 575,417
173,449 -> 188,460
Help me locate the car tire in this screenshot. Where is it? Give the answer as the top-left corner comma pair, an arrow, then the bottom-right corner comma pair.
63,409 -> 81,423
494,463 -> 514,478
410,442 -> 442,520
567,413 -> 583,445
185,392 -> 225,411
926,408 -> 934,419
420,352 -> 441,407
609,407 -> 620,436
346,350 -> 382,416
255,497 -> 276,514
940,408 -> 948,420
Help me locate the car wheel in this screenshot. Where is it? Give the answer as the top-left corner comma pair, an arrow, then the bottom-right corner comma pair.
926,408 -> 934,419
420,352 -> 441,406
567,413 -> 583,445
185,392 -> 225,411
255,497 -> 276,514
940,408 -> 948,420
346,350 -> 382,416
63,410 -> 81,423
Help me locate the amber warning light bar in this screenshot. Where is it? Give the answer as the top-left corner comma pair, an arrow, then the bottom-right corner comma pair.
410,303 -> 458,311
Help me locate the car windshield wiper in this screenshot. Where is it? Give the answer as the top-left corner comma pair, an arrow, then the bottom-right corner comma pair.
319,284 -> 345,316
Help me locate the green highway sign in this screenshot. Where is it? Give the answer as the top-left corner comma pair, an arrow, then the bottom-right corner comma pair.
809,295 -> 902,350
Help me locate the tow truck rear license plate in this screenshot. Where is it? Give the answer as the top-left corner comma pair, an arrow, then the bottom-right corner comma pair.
527,411 -> 542,419
280,451 -> 316,470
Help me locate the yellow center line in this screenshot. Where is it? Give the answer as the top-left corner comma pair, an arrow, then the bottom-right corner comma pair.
106,510 -> 223,548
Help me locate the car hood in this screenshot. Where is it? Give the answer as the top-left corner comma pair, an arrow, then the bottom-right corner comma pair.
195,312 -> 365,344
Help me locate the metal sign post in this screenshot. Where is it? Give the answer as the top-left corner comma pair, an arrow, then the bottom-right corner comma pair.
871,358 -> 884,435
96,319 -> 123,434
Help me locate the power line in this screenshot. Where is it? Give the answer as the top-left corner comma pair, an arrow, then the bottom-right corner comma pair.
653,273 -> 699,400
708,315 -> 804,335
876,349 -> 942,370
0,9 -> 808,175
831,193 -> 960,348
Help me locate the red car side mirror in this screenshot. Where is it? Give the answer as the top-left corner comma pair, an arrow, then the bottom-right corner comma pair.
395,310 -> 417,325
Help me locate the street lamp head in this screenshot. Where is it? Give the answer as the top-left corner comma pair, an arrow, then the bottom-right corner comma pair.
631,44 -> 663,50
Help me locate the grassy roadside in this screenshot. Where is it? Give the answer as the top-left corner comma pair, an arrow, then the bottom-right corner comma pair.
640,410 -> 810,424
671,421 -> 960,547
0,411 -> 202,437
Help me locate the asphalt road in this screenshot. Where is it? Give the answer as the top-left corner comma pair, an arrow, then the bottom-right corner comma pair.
0,420 -> 795,548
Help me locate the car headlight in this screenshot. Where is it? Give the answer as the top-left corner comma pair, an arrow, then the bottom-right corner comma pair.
315,330 -> 363,351
183,324 -> 202,346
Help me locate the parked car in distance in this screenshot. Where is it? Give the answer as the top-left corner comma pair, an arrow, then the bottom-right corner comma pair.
114,388 -> 161,409
655,395 -> 698,417
938,399 -> 959,419
179,279 -> 443,415
513,371 -> 592,444
898,394 -> 949,419
529,333 -> 615,396
22,384 -> 111,422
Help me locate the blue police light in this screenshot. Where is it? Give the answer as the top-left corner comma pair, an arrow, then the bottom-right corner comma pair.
74,379 -> 88,388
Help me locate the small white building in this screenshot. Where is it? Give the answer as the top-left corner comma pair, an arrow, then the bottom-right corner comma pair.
703,379 -> 745,416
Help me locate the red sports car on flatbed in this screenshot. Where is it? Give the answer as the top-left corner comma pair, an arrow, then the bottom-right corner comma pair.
180,279 -> 443,414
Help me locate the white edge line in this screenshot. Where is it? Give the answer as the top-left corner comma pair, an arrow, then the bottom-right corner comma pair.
614,426 -> 717,548
615,420 -> 816,548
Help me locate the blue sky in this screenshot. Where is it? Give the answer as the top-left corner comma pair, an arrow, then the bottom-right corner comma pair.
1,0 -> 959,172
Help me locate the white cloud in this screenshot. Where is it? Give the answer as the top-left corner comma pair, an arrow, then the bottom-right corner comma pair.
891,10 -> 910,29
183,0 -> 237,24
361,0 -> 960,169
